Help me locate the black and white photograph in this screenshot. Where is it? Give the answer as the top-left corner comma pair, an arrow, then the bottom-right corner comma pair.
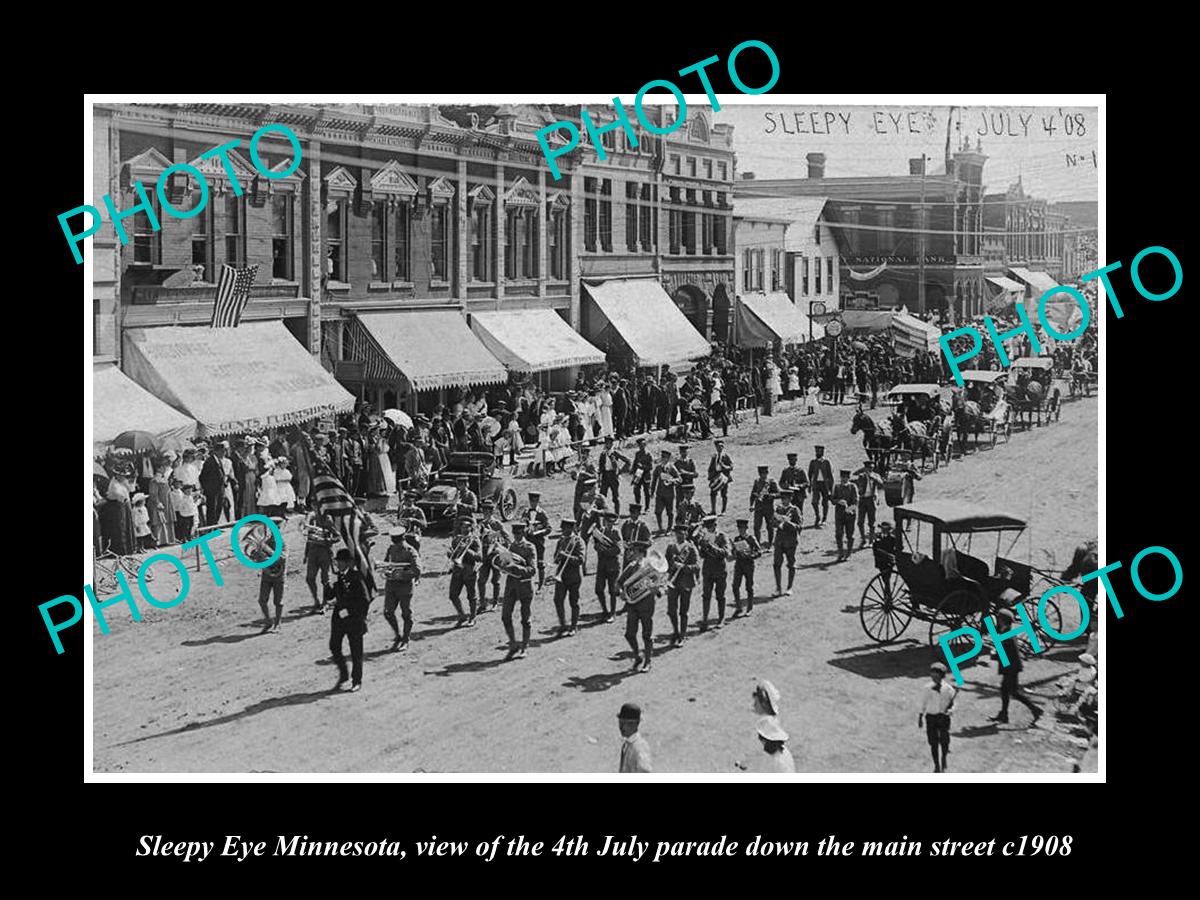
84,97 -> 1100,775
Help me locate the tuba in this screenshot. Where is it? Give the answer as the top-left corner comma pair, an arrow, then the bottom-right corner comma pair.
622,549 -> 670,604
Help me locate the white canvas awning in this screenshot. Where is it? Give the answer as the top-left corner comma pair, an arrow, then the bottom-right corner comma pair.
122,321 -> 355,437
470,309 -> 605,372
986,275 -> 1025,294
891,312 -> 943,355
93,363 -> 196,446
1009,267 -> 1061,295
355,310 -> 507,391
736,292 -> 819,346
582,279 -> 710,365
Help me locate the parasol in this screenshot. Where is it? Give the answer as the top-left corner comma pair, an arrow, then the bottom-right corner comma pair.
382,408 -> 413,428
479,416 -> 501,439
852,341 -> 868,352
112,430 -> 158,454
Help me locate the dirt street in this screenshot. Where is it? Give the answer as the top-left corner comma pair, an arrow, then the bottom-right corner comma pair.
93,395 -> 1098,773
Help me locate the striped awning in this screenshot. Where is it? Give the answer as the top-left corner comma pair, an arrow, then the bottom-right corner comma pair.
891,312 -> 942,356
122,321 -> 355,437
353,310 -> 507,391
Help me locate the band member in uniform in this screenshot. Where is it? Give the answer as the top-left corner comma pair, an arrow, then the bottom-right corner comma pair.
697,514 -> 730,631
651,449 -> 679,534
572,448 -> 597,522
475,500 -> 507,612
778,452 -> 808,510
617,540 -> 657,672
629,436 -> 654,510
596,435 -> 629,515
750,465 -> 780,547
397,490 -> 428,536
675,483 -> 706,540
621,503 -> 653,568
382,525 -> 421,650
807,445 -> 834,526
523,491 -> 552,587
302,508 -> 337,613
551,518 -> 587,636
450,475 -> 479,526
832,468 -> 860,560
731,517 -> 763,617
664,523 -> 699,645
707,438 -> 734,515
674,444 -> 698,510
772,489 -> 803,596
852,459 -> 884,543
447,516 -> 482,626
578,492 -> 611,574
593,509 -> 623,623
329,547 -> 370,692
501,522 -> 538,660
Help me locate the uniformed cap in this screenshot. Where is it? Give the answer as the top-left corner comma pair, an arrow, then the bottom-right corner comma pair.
757,464 -> 769,472
879,522 -> 894,532
334,548 -> 354,562
736,517 -> 749,526
839,469 -> 851,477
389,526 -> 405,538
714,439 -> 724,446
628,503 -> 643,514
679,445 -> 690,451
756,718 -> 789,743
815,445 -> 825,451
618,702 -> 642,721
561,518 -> 577,528
511,522 -> 527,532
702,514 -> 717,527
528,491 -> 542,500
930,662 -> 948,674
786,452 -> 798,460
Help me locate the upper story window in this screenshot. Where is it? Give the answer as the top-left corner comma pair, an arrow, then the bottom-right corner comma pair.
703,159 -> 713,180
687,157 -> 697,178
323,165 -> 358,283
718,162 -> 728,181
670,155 -> 681,175
272,193 -> 293,280
468,184 -> 494,282
427,175 -> 456,282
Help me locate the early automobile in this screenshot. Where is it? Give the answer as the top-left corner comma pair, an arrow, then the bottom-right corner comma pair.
416,451 -> 519,527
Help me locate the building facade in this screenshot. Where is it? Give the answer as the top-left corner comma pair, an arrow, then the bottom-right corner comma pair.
734,145 -> 994,323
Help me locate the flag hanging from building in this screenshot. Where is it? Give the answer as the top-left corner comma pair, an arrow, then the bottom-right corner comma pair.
310,457 -> 376,596
210,264 -> 259,328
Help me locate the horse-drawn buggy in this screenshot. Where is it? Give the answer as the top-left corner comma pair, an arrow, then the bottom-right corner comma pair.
953,370 -> 1012,449
1008,357 -> 1063,428
881,384 -> 951,470
416,451 -> 519,528
858,501 -> 1071,658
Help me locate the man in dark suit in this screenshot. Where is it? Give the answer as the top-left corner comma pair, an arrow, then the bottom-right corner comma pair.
597,436 -> 628,515
807,444 -> 834,526
199,444 -> 227,526
330,548 -> 371,692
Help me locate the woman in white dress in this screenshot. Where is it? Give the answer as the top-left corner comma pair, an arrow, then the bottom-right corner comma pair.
598,384 -> 614,439
274,457 -> 296,512
765,360 -> 782,402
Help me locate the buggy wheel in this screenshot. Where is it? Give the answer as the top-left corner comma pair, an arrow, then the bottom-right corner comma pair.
928,591 -> 984,654
859,573 -> 913,643
1023,597 -> 1063,654
499,488 -> 518,521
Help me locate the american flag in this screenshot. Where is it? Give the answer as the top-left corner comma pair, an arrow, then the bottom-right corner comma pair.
210,264 -> 259,328
310,457 -> 376,596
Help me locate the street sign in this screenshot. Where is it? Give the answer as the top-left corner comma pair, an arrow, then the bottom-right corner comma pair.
825,317 -> 844,337
810,301 -> 826,317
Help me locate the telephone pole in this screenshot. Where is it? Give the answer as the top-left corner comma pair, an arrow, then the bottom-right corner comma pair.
917,153 -> 928,314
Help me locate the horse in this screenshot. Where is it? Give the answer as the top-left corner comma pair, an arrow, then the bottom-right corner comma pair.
950,391 -> 983,455
851,408 -> 894,462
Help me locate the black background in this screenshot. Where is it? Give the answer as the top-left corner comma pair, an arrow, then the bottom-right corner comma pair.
25,22 -> 1190,881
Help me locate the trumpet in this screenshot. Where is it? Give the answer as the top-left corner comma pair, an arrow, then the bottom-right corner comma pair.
447,533 -> 474,569
376,560 -> 417,579
303,523 -> 338,542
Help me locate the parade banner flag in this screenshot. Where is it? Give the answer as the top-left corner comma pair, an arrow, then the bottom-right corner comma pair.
210,264 -> 259,328
310,457 -> 376,595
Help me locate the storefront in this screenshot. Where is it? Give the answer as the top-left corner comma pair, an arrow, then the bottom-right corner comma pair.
469,308 -> 605,393
581,277 -> 711,373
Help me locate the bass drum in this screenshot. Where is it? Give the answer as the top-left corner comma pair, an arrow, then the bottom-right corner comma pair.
884,471 -> 914,507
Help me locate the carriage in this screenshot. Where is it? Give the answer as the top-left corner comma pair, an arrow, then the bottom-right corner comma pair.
858,501 -> 1070,658
956,370 -> 1012,447
880,384 -> 950,470
415,451 -> 519,527
1008,357 -> 1063,427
